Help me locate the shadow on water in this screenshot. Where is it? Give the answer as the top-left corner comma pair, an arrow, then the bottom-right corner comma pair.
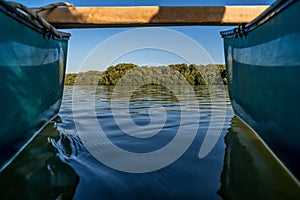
0,117 -> 79,199
218,116 -> 300,200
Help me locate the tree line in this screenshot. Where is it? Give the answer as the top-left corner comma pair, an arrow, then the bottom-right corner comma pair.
65,63 -> 227,86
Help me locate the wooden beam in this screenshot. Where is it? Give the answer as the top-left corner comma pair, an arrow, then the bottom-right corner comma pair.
33,6 -> 269,29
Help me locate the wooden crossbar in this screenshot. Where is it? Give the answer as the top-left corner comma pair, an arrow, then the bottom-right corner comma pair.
32,6 -> 269,28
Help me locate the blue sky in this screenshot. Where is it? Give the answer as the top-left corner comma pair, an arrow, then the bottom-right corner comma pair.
18,0 -> 275,72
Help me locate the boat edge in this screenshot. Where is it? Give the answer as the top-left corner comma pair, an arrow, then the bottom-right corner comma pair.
0,114 -> 59,173
220,0 -> 296,39
233,114 -> 300,186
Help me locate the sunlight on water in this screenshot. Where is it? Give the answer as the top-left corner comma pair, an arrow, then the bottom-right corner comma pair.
0,86 -> 298,199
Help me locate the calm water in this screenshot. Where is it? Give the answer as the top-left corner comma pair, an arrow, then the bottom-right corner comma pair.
0,86 -> 299,199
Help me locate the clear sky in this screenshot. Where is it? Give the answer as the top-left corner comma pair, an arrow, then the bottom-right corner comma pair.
17,0 -> 275,72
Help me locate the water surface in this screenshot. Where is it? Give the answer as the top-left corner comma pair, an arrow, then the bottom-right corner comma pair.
0,86 -> 298,199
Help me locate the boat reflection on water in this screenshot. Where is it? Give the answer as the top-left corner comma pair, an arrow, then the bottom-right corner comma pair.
0,117 -> 79,199
218,116 -> 300,200
0,114 -> 299,199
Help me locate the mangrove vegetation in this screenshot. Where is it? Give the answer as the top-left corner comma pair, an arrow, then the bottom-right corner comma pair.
65,63 -> 227,86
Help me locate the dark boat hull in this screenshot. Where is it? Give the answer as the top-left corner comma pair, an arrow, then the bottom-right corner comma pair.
221,0 -> 300,179
0,2 -> 70,169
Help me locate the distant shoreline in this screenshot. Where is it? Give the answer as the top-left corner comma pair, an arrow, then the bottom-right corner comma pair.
64,63 -> 227,86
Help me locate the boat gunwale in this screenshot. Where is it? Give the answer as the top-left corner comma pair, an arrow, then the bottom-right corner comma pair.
220,0 -> 296,39
0,1 -> 70,41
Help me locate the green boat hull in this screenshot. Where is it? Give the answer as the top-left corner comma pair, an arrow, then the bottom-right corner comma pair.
221,0 -> 300,179
0,2 -> 70,169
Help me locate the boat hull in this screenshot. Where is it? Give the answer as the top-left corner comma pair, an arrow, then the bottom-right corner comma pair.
222,0 -> 300,179
0,3 -> 69,168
